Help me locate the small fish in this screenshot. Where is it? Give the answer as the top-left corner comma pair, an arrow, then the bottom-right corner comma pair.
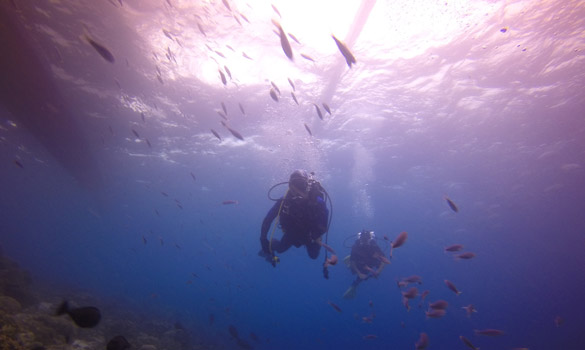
363,334 -> 377,340
322,102 -> 331,115
221,102 -> 228,115
402,275 -> 422,284
175,243 -> 181,249
236,339 -> 253,349
214,50 -> 226,58
131,129 -> 140,138
304,123 -> 312,136
459,335 -> 479,350
462,304 -> 477,317
402,287 -> 418,299
287,32 -> 301,45
445,244 -> 464,252
287,78 -> 295,91
300,53 -> 315,62
154,209 -> 160,216
500,27 -> 509,33
56,301 -> 101,328
444,195 -> 459,212
210,129 -> 222,141
444,279 -> 462,295
208,313 -> 215,325
425,309 -> 446,319
474,329 -> 504,336
390,231 -> 408,257
107,336 -> 131,350
221,0 -> 231,11
13,159 -> 24,168
270,81 -> 281,95
554,315 -> 564,327
217,111 -> 227,120
159,237 -> 164,246
419,290 -> 430,307
156,74 -> 164,85
227,127 -> 244,141
327,301 -> 342,313
332,35 -> 356,68
222,200 -> 239,205
84,35 -> 115,63
145,139 -> 151,148
313,104 -> 323,120
162,29 -> 173,40
224,66 -> 232,79
415,332 -> 429,350
238,103 -> 245,114
269,88 -> 279,102
141,112 -> 146,122
455,252 -> 476,260
271,4 -> 281,18
429,300 -> 449,310
291,92 -> 299,105
219,70 -> 227,85
160,191 -> 169,197
391,231 -> 408,248
250,332 -> 260,343
242,52 -> 253,60
197,23 -> 206,37
273,20 -> 293,60
228,324 -> 239,339
142,236 -> 147,245
240,13 -> 250,24
402,297 -> 410,311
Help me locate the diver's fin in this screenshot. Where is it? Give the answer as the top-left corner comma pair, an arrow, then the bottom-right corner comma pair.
343,285 -> 357,299
343,255 -> 351,267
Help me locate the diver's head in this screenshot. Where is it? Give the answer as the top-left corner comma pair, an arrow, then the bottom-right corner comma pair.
288,169 -> 310,197
357,229 -> 375,244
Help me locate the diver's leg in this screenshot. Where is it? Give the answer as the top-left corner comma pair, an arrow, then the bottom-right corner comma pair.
271,234 -> 293,254
306,241 -> 322,259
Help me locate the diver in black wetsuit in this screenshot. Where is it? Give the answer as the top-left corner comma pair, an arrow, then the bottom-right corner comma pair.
259,170 -> 330,264
343,230 -> 387,298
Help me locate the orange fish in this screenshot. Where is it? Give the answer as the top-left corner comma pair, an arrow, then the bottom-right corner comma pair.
327,301 -> 342,313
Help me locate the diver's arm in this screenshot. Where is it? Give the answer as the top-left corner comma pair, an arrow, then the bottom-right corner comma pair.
260,199 -> 282,252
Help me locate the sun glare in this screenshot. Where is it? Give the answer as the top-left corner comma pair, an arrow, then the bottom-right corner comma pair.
139,0 -> 500,88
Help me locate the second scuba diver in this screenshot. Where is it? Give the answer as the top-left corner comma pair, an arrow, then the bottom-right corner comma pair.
343,229 -> 390,298
259,170 -> 330,266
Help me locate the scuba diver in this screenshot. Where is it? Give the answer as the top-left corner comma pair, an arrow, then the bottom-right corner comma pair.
343,229 -> 389,299
259,170 -> 331,268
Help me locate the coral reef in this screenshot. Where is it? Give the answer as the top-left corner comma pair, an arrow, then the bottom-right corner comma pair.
0,251 -> 215,350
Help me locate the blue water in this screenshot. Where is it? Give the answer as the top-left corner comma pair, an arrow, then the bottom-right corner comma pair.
1,0 -> 585,349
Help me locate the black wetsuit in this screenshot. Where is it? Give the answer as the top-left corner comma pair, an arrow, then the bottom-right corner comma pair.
350,240 -> 384,275
260,192 -> 329,259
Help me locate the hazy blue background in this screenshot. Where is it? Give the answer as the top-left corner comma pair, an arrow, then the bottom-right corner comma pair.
1,0 -> 584,349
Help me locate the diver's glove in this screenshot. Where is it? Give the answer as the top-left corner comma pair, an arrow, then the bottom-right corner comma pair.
258,249 -> 279,267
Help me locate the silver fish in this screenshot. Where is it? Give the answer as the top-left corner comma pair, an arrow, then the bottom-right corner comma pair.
332,35 -> 356,68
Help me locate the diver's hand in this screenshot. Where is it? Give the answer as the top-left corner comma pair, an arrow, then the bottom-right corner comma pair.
260,238 -> 270,254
